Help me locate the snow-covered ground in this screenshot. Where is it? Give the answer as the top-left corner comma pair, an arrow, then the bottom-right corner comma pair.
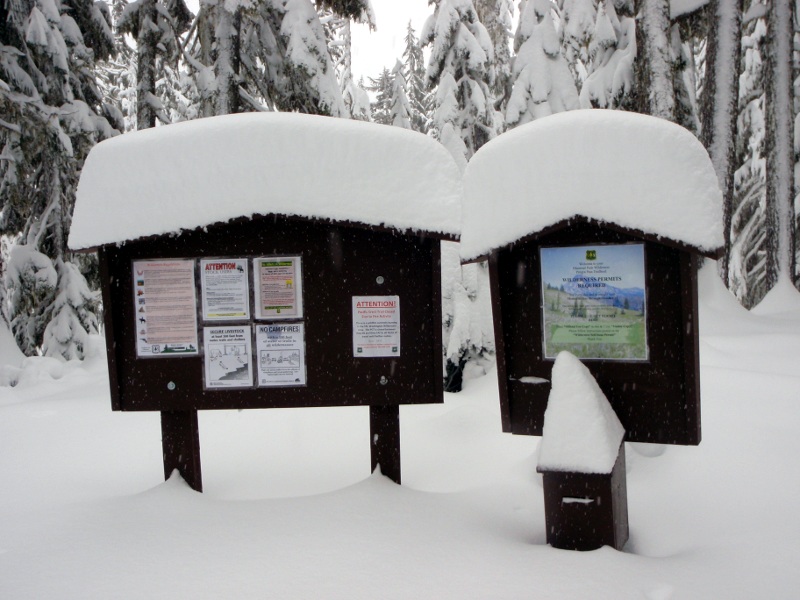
1,263 -> 798,599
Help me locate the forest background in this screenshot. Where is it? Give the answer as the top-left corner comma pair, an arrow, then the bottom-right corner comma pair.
0,0 -> 797,390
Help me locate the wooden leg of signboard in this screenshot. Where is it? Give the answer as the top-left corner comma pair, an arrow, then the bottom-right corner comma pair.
160,410 -> 203,492
370,405 -> 401,484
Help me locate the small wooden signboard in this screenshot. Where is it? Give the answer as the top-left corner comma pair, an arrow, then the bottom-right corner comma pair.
488,217 -> 715,445
459,111 -> 725,448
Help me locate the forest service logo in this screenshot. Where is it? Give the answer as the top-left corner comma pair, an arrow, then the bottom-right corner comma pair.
586,250 -> 597,260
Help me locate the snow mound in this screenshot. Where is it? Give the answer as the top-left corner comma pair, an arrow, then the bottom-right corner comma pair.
751,277 -> 800,317
537,351 -> 625,474
460,110 -> 723,261
69,113 -> 463,250
0,321 -> 24,368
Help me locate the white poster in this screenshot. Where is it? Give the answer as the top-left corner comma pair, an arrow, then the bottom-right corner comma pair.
200,258 -> 250,321
203,326 -> 253,388
255,323 -> 306,387
133,259 -> 198,357
254,256 -> 303,320
352,296 -> 400,358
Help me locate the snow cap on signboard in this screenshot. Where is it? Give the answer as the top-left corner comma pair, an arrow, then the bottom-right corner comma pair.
69,113 -> 463,251
460,110 -> 724,262
537,351 -> 625,474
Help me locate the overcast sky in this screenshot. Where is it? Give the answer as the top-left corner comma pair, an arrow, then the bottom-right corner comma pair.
350,0 -> 432,82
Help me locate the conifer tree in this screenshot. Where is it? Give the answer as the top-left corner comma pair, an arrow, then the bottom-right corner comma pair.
389,60 -> 411,129
729,9 -> 767,306
401,22 -> 431,134
506,0 -> 579,128
321,6 -> 374,120
579,0 -> 636,109
423,0 -> 497,392
117,0 -> 191,126
183,0 -> 363,117
1,0 -> 118,358
475,0 -> 513,115
368,67 -> 393,125
422,0 -> 497,162
96,0 -> 137,131
559,0 -> 596,89
762,0 -> 796,290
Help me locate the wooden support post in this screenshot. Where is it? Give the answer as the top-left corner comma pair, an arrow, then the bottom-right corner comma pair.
160,410 -> 203,492
369,405 -> 401,484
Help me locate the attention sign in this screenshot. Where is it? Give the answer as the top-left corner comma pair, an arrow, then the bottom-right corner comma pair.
352,296 -> 401,357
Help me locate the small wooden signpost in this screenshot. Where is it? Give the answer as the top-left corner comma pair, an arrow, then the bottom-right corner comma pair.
70,113 -> 462,491
460,111 -> 724,549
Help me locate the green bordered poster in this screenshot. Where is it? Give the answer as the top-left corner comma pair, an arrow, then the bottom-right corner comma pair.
540,243 -> 648,361
253,256 -> 303,320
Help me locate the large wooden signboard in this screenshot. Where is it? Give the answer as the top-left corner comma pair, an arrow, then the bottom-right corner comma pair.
489,218 -> 703,446
99,214 -> 445,489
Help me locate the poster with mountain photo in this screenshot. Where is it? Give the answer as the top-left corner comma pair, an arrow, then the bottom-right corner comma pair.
540,244 -> 648,361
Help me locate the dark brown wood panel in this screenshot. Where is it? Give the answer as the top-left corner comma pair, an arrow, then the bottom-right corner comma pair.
101,215 -> 444,412
492,218 -> 701,445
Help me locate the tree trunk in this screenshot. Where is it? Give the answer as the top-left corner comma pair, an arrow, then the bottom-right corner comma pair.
214,6 -> 242,115
136,0 -> 158,129
700,0 -> 743,284
764,0 -> 796,288
632,0 -> 675,120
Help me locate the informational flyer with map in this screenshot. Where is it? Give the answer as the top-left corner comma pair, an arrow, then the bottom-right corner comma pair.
352,296 -> 400,357
203,326 -> 253,388
255,323 -> 306,387
540,244 -> 648,361
254,256 -> 303,320
133,259 -> 198,357
200,258 -> 250,321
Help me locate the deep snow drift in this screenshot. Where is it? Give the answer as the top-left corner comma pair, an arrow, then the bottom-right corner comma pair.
1,262 -> 799,599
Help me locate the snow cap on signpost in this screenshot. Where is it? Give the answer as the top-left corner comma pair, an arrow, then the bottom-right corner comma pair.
69,113 -> 462,251
460,109 -> 724,262
537,351 -> 625,474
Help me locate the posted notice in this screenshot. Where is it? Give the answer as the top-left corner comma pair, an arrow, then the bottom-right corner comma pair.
352,296 -> 400,358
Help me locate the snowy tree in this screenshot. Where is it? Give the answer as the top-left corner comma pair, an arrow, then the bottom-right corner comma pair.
96,0 -> 137,131
669,12 -> 703,134
506,0 -> 579,128
422,0 -> 497,161
422,0 -> 497,391
729,10 -> 767,306
431,71 -> 469,171
0,0 -> 117,358
763,0 -> 796,288
118,0 -> 192,126
401,22 -> 432,134
321,5 -> 374,120
475,0 -> 513,114
579,0 -> 637,109
700,0 -> 743,283
367,67 -> 393,125
559,0 -> 597,89
182,0 -> 356,117
389,60 -> 411,129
